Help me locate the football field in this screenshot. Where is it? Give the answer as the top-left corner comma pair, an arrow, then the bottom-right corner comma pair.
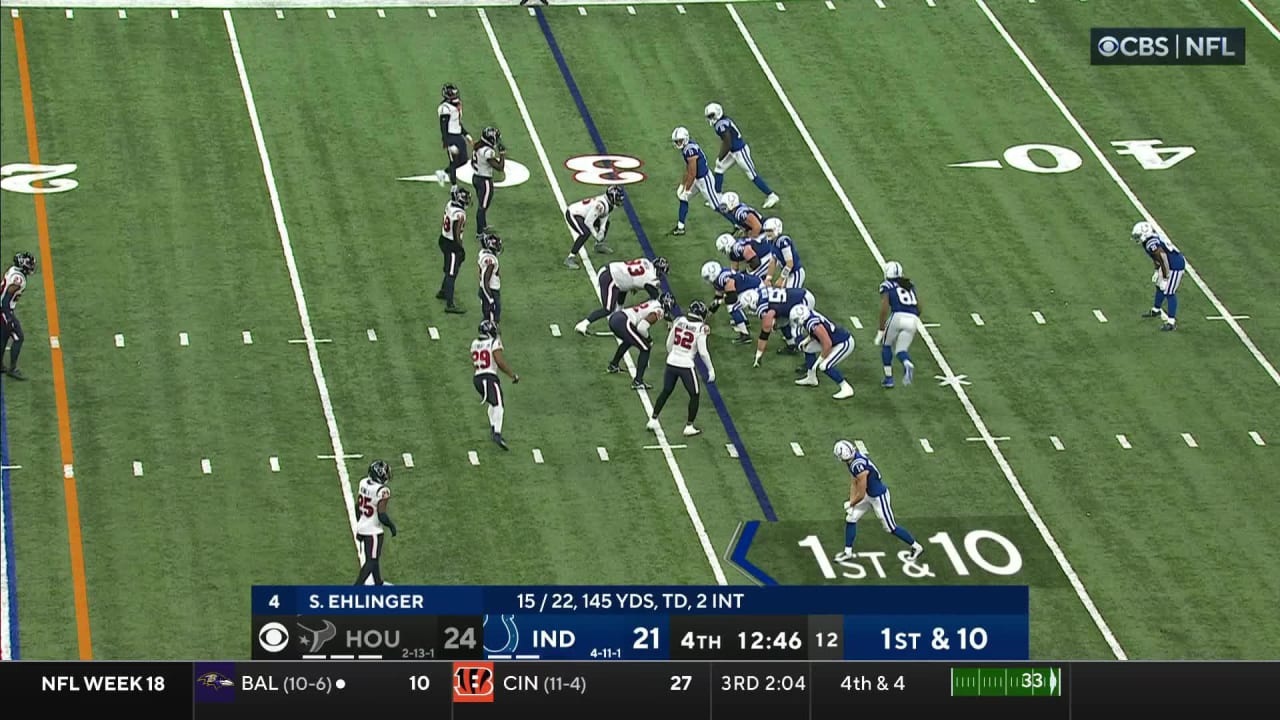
1,0 -> 1278,661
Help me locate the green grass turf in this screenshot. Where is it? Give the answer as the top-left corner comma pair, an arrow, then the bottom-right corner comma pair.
1,2 -> 1276,661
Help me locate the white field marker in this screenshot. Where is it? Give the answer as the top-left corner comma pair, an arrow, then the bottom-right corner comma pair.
179,332 -> 190,346
477,6 -> 727,585
677,4 -> 686,13
114,334 -> 125,348
242,330 -> 253,344
468,451 -> 479,466
854,440 -> 868,456
1032,311 -> 1046,325
597,447 -> 610,461
119,9 -> 127,19
1116,434 -> 1131,449
919,438 -> 934,454
0,465 -> 20,471
66,9 -> 73,19
968,436 -> 1010,442
790,442 -> 804,457
971,313 -> 985,327
1241,0 -> 1280,42
578,6 -> 587,15
64,464 -> 74,479
874,0 -> 886,8
366,328 -> 378,342
776,2 -> 786,10
1050,435 -> 1065,451
1207,314 -> 1251,321
288,338 -> 332,344
927,0 -> 937,7
1181,433 -> 1198,448
276,10 -> 284,20
532,448 -> 544,464
132,461 -> 144,477
377,9 -> 385,18
727,444 -> 739,458
201,458 -> 212,474
1093,309 -> 1108,323
317,453 -> 362,460
428,8 -> 437,18
269,456 -> 280,472
172,9 -> 180,19
327,9 -> 336,19
9,9 -> 17,18
628,5 -> 636,14
528,7 -> 535,15
1249,431 -> 1266,446
401,453 -> 414,468
825,0 -> 836,8
923,322 -> 941,329
428,327 -> 440,341
849,316 -> 863,330
644,444 -> 688,450
549,324 -> 562,337
50,336 -> 60,349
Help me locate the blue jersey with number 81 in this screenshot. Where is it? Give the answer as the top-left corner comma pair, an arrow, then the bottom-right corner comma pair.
879,279 -> 920,316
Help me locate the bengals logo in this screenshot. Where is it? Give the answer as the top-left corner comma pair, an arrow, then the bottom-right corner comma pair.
453,662 -> 495,703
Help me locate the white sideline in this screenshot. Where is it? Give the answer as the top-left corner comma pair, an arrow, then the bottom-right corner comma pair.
3,0 -> 765,7
728,3 -> 1126,659
977,0 -> 1280,389
224,11 -> 363,564
1240,0 -> 1280,42
476,8 -> 727,585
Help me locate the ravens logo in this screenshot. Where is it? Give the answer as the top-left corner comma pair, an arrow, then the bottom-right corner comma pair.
198,671 -> 234,690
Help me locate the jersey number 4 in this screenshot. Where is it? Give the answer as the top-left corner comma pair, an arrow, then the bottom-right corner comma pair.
356,495 -> 376,518
472,349 -> 492,370
673,327 -> 696,350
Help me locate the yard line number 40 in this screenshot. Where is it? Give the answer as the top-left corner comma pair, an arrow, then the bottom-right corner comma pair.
954,139 -> 1195,174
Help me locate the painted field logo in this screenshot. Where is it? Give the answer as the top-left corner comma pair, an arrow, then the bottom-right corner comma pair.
398,159 -> 531,188
1091,28 -> 1245,65
565,154 -> 646,186
1,163 -> 79,194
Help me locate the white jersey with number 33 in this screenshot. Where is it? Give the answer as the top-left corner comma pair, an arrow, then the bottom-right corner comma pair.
471,336 -> 503,377
355,478 -> 390,536
608,259 -> 658,294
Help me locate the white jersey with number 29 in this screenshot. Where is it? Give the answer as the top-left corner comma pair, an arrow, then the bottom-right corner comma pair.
471,336 -> 503,377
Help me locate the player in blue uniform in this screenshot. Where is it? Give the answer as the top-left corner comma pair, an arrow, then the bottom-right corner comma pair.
876,261 -> 922,389
762,218 -> 804,288
718,192 -> 764,238
702,261 -> 763,345
739,286 -> 815,366
791,306 -> 855,399
832,440 -> 923,563
716,233 -> 774,286
704,103 -> 779,209
1132,221 -> 1185,331
670,126 -> 723,236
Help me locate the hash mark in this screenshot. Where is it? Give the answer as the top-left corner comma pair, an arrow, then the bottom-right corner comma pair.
549,324 -> 562,337
327,9 -> 336,19
377,9 -> 385,18
1116,434 -> 1131,449
1032,311 -> 1046,325
726,443 -> 739,458
276,10 -> 284,19
367,328 -> 378,342
676,4 -> 686,13
242,331 -> 253,345
790,442 -> 804,457
201,458 -> 212,474
50,336 -> 60,349
179,332 -> 190,346
428,327 -> 440,341
1050,435 -> 1064,451
971,313 -> 985,327
532,448 -> 544,464
825,1 -> 836,8
171,9 -> 179,19
115,334 -> 125,348
919,438 -> 933,453
927,0 -> 937,7
402,453 -> 414,468
628,5 -> 636,14
849,316 -> 863,330
1249,431 -> 1266,446
597,446 -> 609,461
468,451 -> 479,466
132,461 -> 143,477
118,9 -> 127,19
874,0 -> 886,8
64,464 -> 75,479
776,2 -> 786,10
578,6 -> 587,15
269,456 -> 280,472
66,9 -> 73,19
428,8 -> 437,17
1093,309 -> 1108,323
1181,432 -> 1198,448
9,9 -> 17,17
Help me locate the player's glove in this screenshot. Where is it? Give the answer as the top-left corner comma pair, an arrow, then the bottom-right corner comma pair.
676,185 -> 692,202
817,356 -> 831,372
707,371 -> 716,383
1151,269 -> 1161,285
709,297 -> 723,314
512,373 -> 521,384
1158,277 -> 1170,293
873,330 -> 885,346
714,156 -> 732,174
843,500 -> 853,511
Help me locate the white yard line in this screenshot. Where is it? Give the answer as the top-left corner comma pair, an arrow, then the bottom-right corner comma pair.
1241,0 -> 1280,42
729,3 -> 1126,659
978,0 -> 1280,389
477,7 -> 727,585
224,10 -> 362,563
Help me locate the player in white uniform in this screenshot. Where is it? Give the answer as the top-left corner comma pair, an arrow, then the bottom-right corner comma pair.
574,256 -> 670,335
435,83 -> 472,191
437,187 -> 470,315
0,252 -> 36,380
470,126 -> 505,238
648,300 -> 714,437
477,232 -> 503,325
564,185 -> 625,268
472,319 -> 519,450
606,294 -> 673,391
354,460 -> 396,586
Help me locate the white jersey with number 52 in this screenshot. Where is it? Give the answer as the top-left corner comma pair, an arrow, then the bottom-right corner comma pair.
471,336 -> 503,377
355,478 -> 390,536
608,259 -> 658,294
666,316 -> 712,371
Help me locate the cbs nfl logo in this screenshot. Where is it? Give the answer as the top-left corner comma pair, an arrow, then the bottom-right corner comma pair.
1092,28 -> 1245,65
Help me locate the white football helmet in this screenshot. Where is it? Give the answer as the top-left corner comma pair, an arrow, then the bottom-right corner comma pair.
715,233 -> 737,255
671,126 -> 690,148
762,217 -> 783,239
737,289 -> 760,312
883,261 -> 903,280
833,440 -> 857,462
719,191 -> 740,212
789,304 -> 811,327
701,261 -> 722,284
1131,221 -> 1155,242
704,102 -> 724,124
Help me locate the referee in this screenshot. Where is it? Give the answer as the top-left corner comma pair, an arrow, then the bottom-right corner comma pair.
647,299 -> 715,438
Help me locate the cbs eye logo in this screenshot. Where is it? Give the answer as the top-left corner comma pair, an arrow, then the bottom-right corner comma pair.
1097,36 -> 1121,57
257,622 -> 290,653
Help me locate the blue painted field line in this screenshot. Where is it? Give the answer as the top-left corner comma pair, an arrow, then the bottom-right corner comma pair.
535,8 -> 777,522
0,379 -> 20,659
729,521 -> 778,585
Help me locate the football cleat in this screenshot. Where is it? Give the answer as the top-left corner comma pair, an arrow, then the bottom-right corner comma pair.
6,367 -> 26,381
795,374 -> 819,387
882,377 -> 895,389
903,361 -> 914,386
682,425 -> 702,437
575,319 -> 590,335
445,304 -> 466,314
762,193 -> 780,209
833,383 -> 855,400
593,242 -> 612,254
565,255 -> 581,269
631,379 -> 652,390
606,364 -> 622,374
777,344 -> 798,355
491,432 -> 509,451
670,225 -> 686,236
834,549 -> 855,562
733,333 -> 754,345
646,418 -> 660,432
1141,309 -> 1163,318
1161,322 -> 1177,331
